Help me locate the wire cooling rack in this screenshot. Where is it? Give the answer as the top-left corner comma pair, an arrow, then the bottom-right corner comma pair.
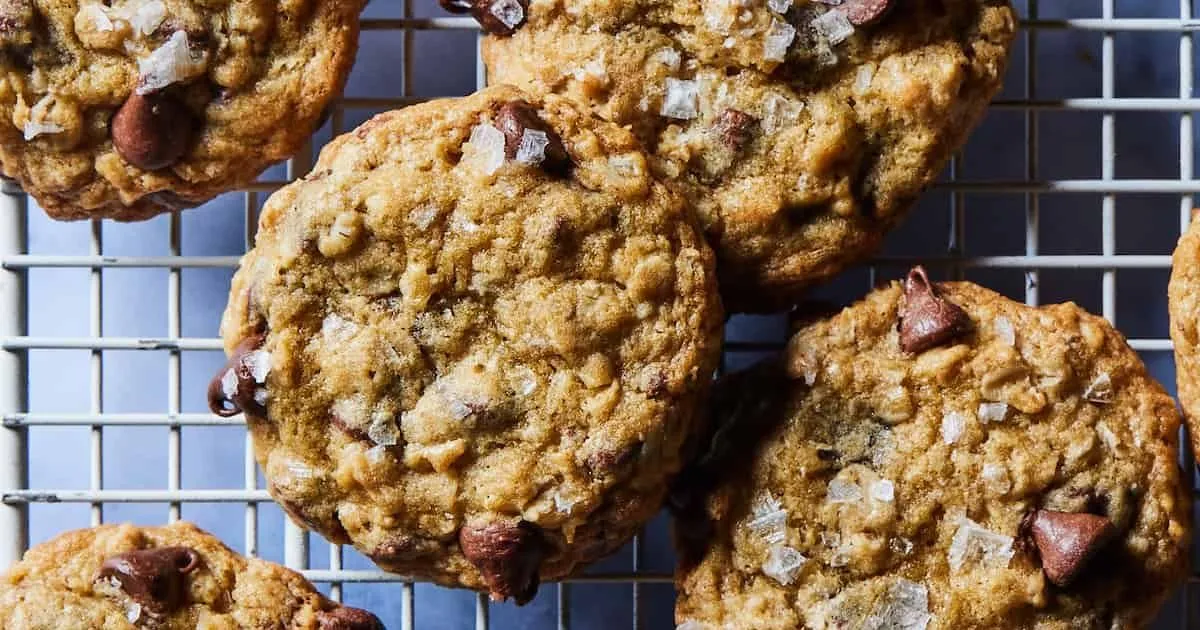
2,0 -> 1200,628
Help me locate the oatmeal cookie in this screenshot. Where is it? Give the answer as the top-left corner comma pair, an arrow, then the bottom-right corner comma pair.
1169,213 -> 1200,459
211,85 -> 723,603
0,0 -> 364,221
0,522 -> 383,629
479,0 -> 1015,311
673,267 -> 1189,629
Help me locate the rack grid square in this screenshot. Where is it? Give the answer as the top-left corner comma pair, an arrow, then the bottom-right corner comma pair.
2,1 -> 1199,628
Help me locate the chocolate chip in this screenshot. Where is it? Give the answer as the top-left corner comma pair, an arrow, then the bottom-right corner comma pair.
272,491 -> 353,545
469,0 -> 529,36
206,334 -> 267,418
837,0 -> 894,26
897,266 -> 971,353
713,109 -> 758,151
111,92 -> 195,171
316,606 -> 385,630
438,0 -> 474,13
493,100 -> 570,174
459,520 -> 546,604
1026,509 -> 1116,587
584,441 -> 641,478
144,190 -> 201,211
97,546 -> 201,614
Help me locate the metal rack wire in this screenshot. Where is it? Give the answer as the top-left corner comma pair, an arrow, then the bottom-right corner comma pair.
1,1 -> 1199,628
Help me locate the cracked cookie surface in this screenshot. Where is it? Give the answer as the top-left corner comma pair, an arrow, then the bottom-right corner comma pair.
0,0 -> 363,221
215,85 -> 723,602
481,0 -> 1015,311
0,522 -> 383,629
673,272 -> 1189,629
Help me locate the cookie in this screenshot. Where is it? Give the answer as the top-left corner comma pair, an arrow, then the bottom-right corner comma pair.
673,267 -> 1190,628
211,85 -> 723,603
0,0 -> 364,221
1168,214 -> 1200,460
0,522 -> 383,629
479,0 -> 1016,311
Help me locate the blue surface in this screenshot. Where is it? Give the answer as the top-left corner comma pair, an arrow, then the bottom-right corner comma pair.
18,0 -> 1200,627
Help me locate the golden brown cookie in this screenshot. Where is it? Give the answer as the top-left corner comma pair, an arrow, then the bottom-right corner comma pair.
1169,214 -> 1200,460
0,522 -> 383,629
211,85 -> 723,603
480,0 -> 1016,311
0,0 -> 364,221
673,268 -> 1190,628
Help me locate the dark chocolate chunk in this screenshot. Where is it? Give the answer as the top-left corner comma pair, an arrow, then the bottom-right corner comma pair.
1026,509 -> 1116,587
97,546 -> 201,613
493,100 -> 570,173
897,266 -> 971,353
206,334 -> 267,418
713,109 -> 758,151
316,606 -> 386,630
459,520 -> 546,604
111,92 -> 196,171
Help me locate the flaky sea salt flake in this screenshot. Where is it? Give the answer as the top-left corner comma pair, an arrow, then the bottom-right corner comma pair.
768,0 -> 792,13
947,517 -> 1014,571
1097,422 -> 1119,449
941,411 -> 966,444
322,313 -> 359,344
220,368 -> 237,400
871,479 -> 895,503
977,402 -> 1008,424
137,30 -> 206,94
23,121 -> 63,141
489,0 -> 525,28
466,124 -> 506,175
763,18 -> 796,62
812,9 -> 854,45
78,5 -> 114,32
244,350 -> 271,384
132,1 -> 167,36
661,78 -> 699,120
125,602 -> 142,623
367,411 -> 400,446
995,316 -> 1016,346
762,545 -> 807,585
515,129 -> 549,165
864,579 -> 931,630
1083,372 -> 1114,404
826,478 -> 863,504
649,47 -> 681,70
746,493 -> 788,544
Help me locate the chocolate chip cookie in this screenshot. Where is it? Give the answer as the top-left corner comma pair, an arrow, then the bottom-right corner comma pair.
480,0 -> 1016,311
0,522 -> 383,628
211,85 -> 723,603
0,0 -> 364,221
1169,214 -> 1200,460
673,268 -> 1190,628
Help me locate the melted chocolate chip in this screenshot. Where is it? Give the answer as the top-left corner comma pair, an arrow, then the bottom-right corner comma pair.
459,521 -> 547,604
97,546 -> 201,613
438,0 -> 474,13
206,334 -> 267,418
897,266 -> 971,353
144,190 -> 201,211
316,606 -> 385,630
837,0 -> 894,26
713,109 -> 758,151
111,92 -> 196,171
493,100 -> 571,174
469,0 -> 529,36
1026,509 -> 1116,587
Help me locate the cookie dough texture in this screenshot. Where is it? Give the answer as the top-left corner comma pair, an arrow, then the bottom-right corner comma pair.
0,0 -> 364,221
483,0 -> 1015,311
673,277 -> 1189,629
0,522 -> 383,629
1169,215 -> 1200,459
217,86 -> 723,601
